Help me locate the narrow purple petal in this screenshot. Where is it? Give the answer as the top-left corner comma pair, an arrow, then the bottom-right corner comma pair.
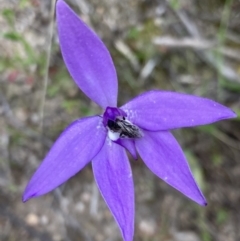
23,116 -> 106,202
56,0 -> 118,108
122,91 -> 236,131
115,139 -> 138,160
135,130 -> 207,205
92,140 -> 134,241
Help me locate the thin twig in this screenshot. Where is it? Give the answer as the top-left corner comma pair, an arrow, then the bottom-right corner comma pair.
114,39 -> 140,72
165,1 -> 240,83
153,36 -> 240,61
39,0 -> 56,132
138,57 -> 159,84
153,36 -> 215,49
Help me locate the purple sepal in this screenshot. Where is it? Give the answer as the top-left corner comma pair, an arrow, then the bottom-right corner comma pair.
92,139 -> 134,241
23,116 -> 106,202
56,0 -> 118,108
122,91 -> 236,131
135,130 -> 207,206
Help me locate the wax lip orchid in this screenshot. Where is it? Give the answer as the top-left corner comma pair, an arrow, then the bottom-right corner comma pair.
23,0 -> 236,240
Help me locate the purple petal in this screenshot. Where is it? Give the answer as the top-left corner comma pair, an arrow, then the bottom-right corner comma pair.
122,91 -> 236,131
135,130 -> 207,205
23,116 -> 106,202
92,140 -> 134,241
56,0 -> 118,108
115,139 -> 138,160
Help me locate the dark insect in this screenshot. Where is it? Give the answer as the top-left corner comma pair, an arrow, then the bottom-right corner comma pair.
107,117 -> 142,138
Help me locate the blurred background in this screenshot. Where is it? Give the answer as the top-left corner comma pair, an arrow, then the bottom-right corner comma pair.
0,0 -> 240,240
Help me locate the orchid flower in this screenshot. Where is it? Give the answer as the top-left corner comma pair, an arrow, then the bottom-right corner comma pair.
23,1 -> 236,240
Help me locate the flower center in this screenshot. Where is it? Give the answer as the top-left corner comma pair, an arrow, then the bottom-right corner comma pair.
103,107 -> 142,141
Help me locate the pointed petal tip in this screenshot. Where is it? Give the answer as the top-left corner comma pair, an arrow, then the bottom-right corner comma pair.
22,191 -> 36,203
197,198 -> 207,207
230,110 -> 237,119
220,107 -> 237,120
181,189 -> 207,207
193,193 -> 207,206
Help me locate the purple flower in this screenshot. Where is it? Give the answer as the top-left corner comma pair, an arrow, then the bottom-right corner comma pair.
23,0 -> 236,240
